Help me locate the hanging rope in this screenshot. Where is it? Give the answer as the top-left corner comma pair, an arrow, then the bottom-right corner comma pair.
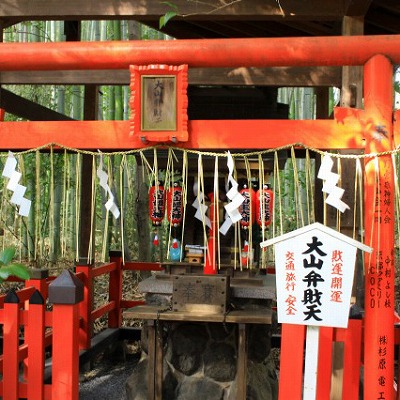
0,142 -> 399,265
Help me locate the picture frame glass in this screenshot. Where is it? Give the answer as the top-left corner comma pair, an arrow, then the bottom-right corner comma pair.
141,75 -> 177,131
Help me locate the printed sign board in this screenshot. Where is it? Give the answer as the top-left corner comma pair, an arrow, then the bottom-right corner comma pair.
261,223 -> 372,328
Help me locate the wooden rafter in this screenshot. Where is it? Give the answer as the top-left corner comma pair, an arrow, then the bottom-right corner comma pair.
0,0 -> 347,22
0,67 -> 342,87
0,88 -> 73,121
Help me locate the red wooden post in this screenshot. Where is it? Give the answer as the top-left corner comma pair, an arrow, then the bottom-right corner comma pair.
49,270 -> 84,400
25,268 -> 49,299
108,251 -> 123,328
316,327 -> 334,399
75,258 -> 94,349
3,290 -> 20,400
23,269 -> 48,385
204,193 -> 217,274
363,54 -> 395,400
27,290 -> 46,400
278,324 -> 306,400
341,319 -> 363,400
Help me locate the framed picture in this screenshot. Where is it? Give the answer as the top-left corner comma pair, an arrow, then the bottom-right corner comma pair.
130,64 -> 188,143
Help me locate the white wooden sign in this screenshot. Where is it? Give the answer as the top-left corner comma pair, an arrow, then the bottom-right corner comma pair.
261,223 -> 372,400
261,222 -> 371,328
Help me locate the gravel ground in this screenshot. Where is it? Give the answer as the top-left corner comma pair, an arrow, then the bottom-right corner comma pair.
79,355 -> 140,400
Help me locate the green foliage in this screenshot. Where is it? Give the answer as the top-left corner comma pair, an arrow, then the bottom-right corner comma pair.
159,11 -> 178,29
159,2 -> 179,29
0,247 -> 30,282
395,81 -> 400,95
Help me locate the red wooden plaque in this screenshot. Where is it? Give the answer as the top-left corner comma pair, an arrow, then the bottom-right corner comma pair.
130,64 -> 188,143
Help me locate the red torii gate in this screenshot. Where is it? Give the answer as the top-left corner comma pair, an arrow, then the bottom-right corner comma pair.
0,35 -> 399,399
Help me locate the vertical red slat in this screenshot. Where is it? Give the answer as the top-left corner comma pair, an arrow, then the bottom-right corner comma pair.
27,290 -> 46,400
278,324 -> 306,400
108,251 -> 123,328
342,319 -> 362,400
52,304 -> 80,400
316,327 -> 334,399
3,295 -> 20,400
75,262 -> 93,349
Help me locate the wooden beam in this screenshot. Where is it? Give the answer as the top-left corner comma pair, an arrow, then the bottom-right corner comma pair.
0,119 -> 366,150
344,0 -> 373,16
0,0 -> 346,21
0,88 -> 73,120
341,16 -> 364,108
2,35 -> 400,71
0,67 -> 342,87
80,84 -> 98,261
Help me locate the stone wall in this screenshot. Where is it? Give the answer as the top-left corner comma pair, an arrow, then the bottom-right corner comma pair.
126,294 -> 278,400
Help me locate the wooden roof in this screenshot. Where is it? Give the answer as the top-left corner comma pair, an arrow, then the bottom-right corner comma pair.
1,0 -> 397,89
0,0 -> 398,37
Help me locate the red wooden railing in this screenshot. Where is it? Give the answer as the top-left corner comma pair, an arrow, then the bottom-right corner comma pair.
1,254 -> 397,399
0,252 -> 163,400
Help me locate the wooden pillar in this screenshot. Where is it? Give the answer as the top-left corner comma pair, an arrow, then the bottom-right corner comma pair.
80,84 -> 98,261
108,250 -> 123,328
64,21 -> 98,262
328,16 -> 365,400
237,324 -> 248,400
27,290 -> 46,400
49,270 -> 84,400
363,54 -> 394,400
314,87 -> 331,224
3,291 -> 20,400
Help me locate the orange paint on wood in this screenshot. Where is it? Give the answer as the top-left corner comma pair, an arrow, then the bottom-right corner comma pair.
0,119 -> 365,150
316,327 -> 334,399
27,302 -> 45,400
363,55 -> 395,400
1,36 -> 400,71
3,302 -> 20,400
75,264 -> 94,350
52,304 -> 80,400
108,255 -> 123,327
342,320 -> 363,400
278,324 -> 306,400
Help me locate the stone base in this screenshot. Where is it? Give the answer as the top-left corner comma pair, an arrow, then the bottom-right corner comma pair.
126,321 -> 278,400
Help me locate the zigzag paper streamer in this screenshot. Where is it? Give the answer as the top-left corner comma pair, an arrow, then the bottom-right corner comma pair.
2,151 -> 31,217
97,155 -> 120,219
220,151 -> 245,235
192,157 -> 211,229
317,154 -> 350,213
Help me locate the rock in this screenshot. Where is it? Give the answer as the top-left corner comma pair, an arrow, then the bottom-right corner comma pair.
170,323 -> 208,355
168,323 -> 208,375
176,377 -> 224,400
248,324 -> 271,363
163,370 -> 178,399
203,342 -> 236,382
207,322 -> 235,341
170,352 -> 201,375
125,357 -> 148,400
